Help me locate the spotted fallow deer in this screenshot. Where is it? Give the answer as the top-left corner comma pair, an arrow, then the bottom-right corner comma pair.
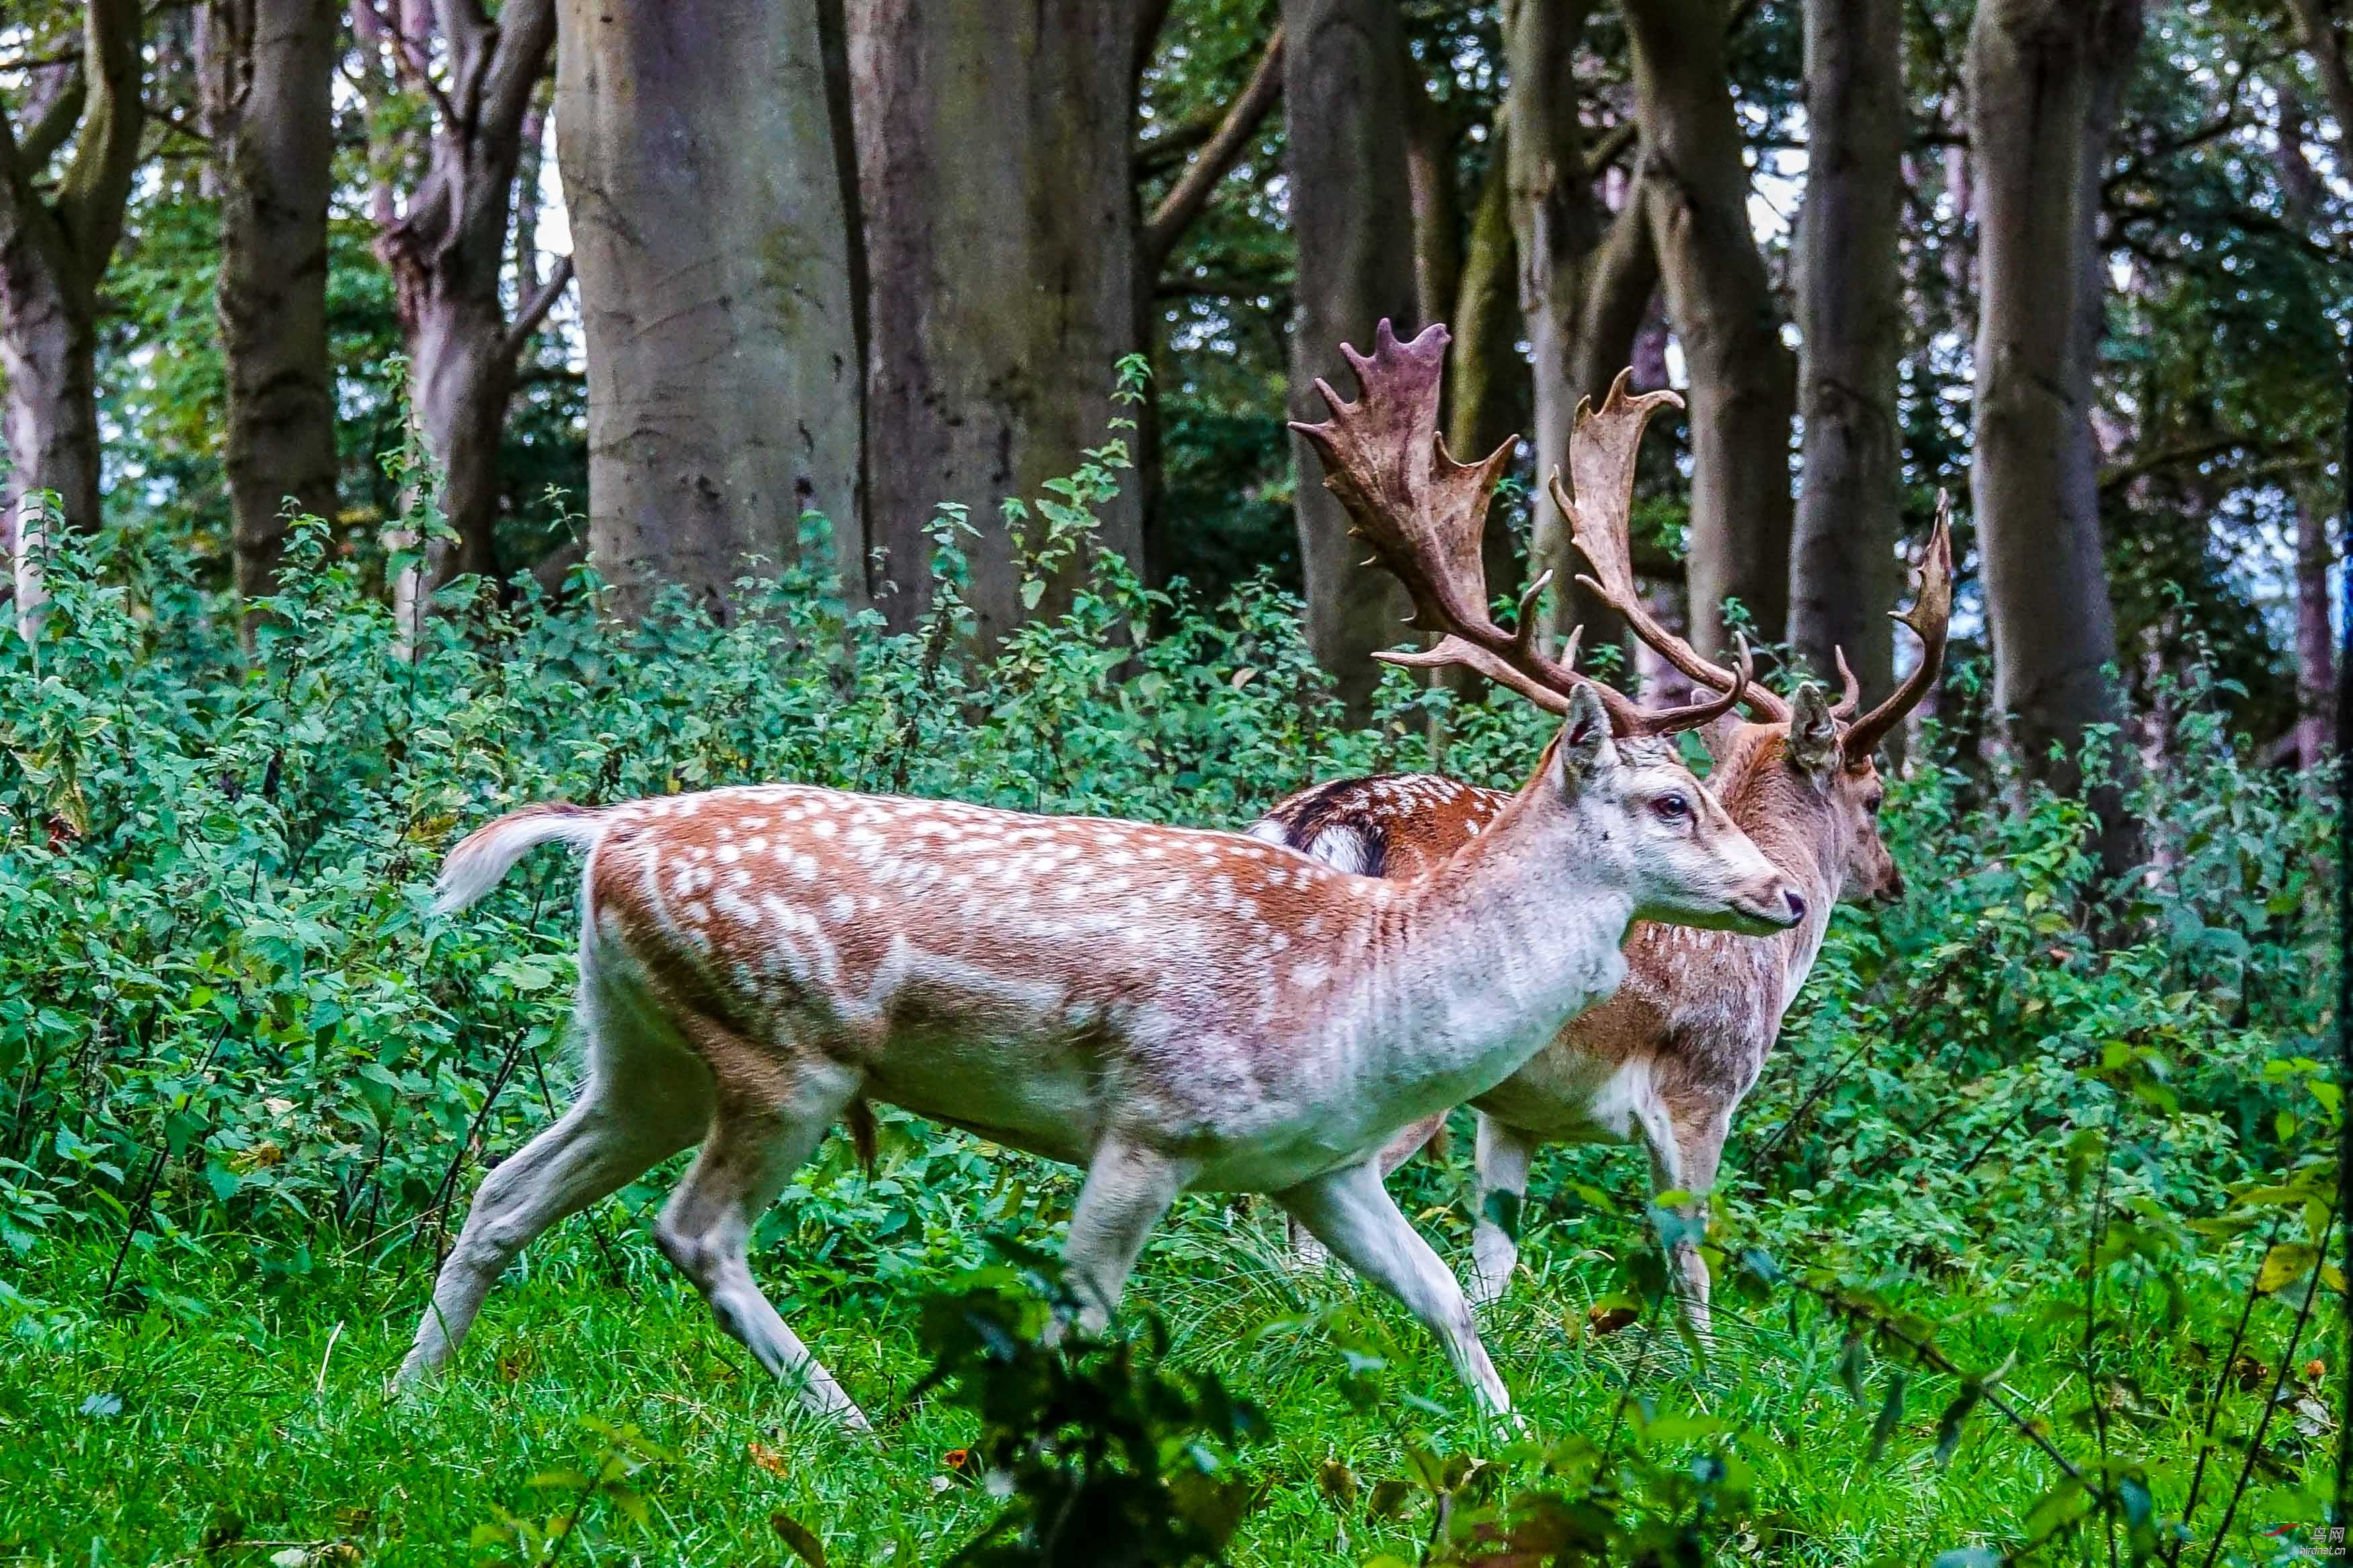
395,325 -> 1806,1425
1258,366 -> 1953,1331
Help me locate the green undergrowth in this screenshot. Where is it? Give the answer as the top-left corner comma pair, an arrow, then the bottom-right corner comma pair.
1,1190 -> 2310,1566
0,426 -> 2342,1563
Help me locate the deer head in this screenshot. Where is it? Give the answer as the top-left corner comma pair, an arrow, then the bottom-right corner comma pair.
1562,389 -> 1954,905
1291,321 -> 1800,936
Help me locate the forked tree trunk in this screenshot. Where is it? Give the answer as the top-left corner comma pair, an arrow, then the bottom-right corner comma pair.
1281,0 -> 1421,713
1623,0 -> 1796,657
206,0 -> 341,606
372,0 -> 564,612
1968,0 -> 2142,870
850,0 -> 1152,640
0,0 -> 144,542
559,0 -> 867,620
1789,0 -> 1903,699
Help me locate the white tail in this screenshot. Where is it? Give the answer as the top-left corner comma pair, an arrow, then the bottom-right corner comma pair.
395,324 -> 1803,1428
432,804 -> 607,914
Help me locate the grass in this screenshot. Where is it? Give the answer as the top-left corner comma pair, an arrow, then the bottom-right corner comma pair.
4,1132 -> 2328,1568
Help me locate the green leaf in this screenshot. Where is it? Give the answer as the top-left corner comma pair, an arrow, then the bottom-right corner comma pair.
1020,579 -> 1045,612
1866,1370 -> 1907,1465
1934,1383 -> 1984,1467
771,1510 -> 828,1567
2258,1243 -> 2319,1293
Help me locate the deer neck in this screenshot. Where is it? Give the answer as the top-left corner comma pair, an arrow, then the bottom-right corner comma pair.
1364,791 -> 1637,1091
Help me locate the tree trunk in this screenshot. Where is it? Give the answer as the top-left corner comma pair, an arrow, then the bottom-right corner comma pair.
1788,0 -> 1903,700
206,0 -> 340,606
1507,0 -> 1648,657
0,286 -> 102,538
372,0 -> 562,599
1623,0 -> 1796,657
1281,0 -> 1421,714
850,0 -> 1151,640
1446,132 -> 1527,465
0,0 -> 144,540
1402,69 -> 1463,350
1448,132 -> 1530,607
559,0 -> 866,621
2295,485 -> 2338,770
1967,0 -> 2141,864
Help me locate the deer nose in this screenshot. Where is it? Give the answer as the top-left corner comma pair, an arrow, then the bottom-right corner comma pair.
1783,889 -> 1808,924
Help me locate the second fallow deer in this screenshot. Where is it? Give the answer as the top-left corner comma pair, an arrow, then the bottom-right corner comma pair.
396,325 -> 1805,1424
1259,367 -> 1953,1331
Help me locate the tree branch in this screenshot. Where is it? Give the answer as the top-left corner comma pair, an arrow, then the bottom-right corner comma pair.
475,0 -> 555,149
502,251 -> 573,363
1142,25 -> 1285,271
54,0 -> 145,276
19,66 -> 89,172
1583,118 -> 1640,181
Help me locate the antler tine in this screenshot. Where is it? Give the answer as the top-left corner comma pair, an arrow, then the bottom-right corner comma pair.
1841,491 -> 1956,763
1558,369 -> 1794,725
1830,647 -> 1862,719
1626,632 -> 1755,736
1289,319 -> 1517,651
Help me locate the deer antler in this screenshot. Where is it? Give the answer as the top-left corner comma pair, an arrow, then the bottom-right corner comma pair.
1562,369 -> 1794,727
1289,321 -> 1749,738
1840,491 -> 1954,764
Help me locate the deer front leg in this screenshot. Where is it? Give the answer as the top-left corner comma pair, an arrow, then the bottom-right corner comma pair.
1285,1111 -> 1445,1273
1277,1159 -> 1514,1416
1468,1114 -> 1540,1308
1640,1098 -> 1732,1344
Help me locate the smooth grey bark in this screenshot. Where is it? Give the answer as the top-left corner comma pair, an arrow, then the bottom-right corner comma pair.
559,0 -> 866,621
1967,0 -> 2142,863
372,0 -> 567,599
850,0 -> 1152,640
205,0 -> 340,606
1623,0 -> 1796,657
1281,0 -> 1421,714
1789,0 -> 1903,700
0,0 -> 144,542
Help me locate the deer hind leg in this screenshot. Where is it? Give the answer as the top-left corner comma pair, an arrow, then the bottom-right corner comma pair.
1058,1134 -> 1191,1333
1468,1114 -> 1540,1309
397,998 -> 709,1385
1278,1159 -> 1513,1416
653,1050 -> 869,1428
1640,1098 -> 1730,1345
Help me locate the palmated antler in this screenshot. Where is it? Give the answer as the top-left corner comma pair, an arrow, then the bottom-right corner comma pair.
1289,321 -> 1748,738
1562,368 -> 1794,726
1839,491 -> 1954,764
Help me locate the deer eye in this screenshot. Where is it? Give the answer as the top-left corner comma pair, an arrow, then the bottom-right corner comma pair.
1652,792 -> 1691,823
1865,791 -> 1885,813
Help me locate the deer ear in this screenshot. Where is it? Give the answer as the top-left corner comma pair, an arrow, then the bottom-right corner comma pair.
1787,683 -> 1841,778
1554,684 -> 1616,785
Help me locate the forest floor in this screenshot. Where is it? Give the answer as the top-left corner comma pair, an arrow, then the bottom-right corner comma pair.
3,1156 -> 2284,1568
